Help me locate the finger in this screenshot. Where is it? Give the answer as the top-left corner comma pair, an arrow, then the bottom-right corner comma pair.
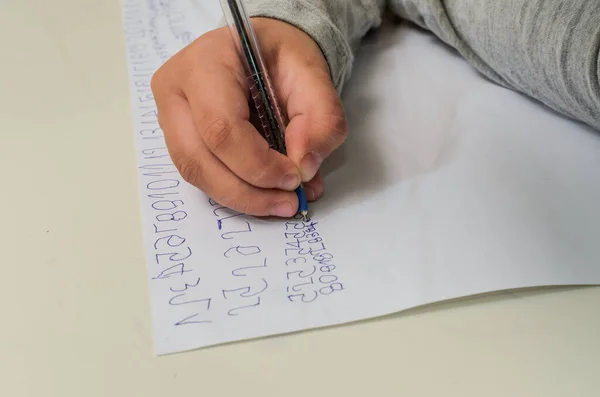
185,63 -> 302,191
303,171 -> 324,202
283,69 -> 348,182
155,90 -> 298,217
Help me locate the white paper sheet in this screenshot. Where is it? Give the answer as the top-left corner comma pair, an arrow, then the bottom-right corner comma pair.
123,0 -> 600,355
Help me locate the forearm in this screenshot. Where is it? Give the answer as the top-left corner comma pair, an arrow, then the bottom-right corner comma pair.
246,0 -> 386,92
395,0 -> 600,130
448,0 -> 600,130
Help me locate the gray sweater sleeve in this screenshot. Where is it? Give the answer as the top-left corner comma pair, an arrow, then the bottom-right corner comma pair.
245,0 -> 385,92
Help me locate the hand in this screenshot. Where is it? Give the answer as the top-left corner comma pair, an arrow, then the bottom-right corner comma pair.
151,18 -> 347,217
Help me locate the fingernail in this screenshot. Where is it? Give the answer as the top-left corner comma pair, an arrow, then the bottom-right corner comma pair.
304,185 -> 316,201
281,173 -> 300,191
270,201 -> 295,218
300,151 -> 322,181
312,182 -> 324,199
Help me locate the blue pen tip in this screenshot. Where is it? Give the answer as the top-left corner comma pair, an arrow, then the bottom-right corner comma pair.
296,185 -> 309,214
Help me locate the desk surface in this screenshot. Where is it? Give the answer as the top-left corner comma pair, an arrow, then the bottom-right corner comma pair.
2,1 -> 599,396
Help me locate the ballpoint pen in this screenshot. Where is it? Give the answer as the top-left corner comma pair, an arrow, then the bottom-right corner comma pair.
218,0 -> 309,221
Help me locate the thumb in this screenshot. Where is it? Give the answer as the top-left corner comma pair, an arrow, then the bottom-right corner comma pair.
284,68 -> 348,182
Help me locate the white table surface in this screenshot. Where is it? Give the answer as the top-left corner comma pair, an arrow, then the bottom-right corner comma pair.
2,1 -> 599,396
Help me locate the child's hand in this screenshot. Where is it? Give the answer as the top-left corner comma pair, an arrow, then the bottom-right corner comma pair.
151,18 -> 347,217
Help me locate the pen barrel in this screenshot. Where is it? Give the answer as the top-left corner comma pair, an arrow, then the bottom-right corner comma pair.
219,0 -> 288,153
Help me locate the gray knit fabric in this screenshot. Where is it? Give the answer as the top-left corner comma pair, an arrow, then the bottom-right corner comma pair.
246,0 -> 600,130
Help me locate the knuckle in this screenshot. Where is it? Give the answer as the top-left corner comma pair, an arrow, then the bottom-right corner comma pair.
331,112 -> 349,141
248,164 -> 271,186
318,107 -> 348,147
229,195 -> 256,215
330,99 -> 349,136
175,155 -> 204,187
202,117 -> 234,153
249,145 -> 278,185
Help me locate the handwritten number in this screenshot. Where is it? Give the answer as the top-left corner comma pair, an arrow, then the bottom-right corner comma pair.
139,128 -> 162,138
174,313 -> 211,326
142,147 -> 167,155
142,109 -> 158,118
153,235 -> 186,249
221,221 -> 252,240
169,294 -> 211,307
148,192 -> 179,199
153,224 -> 177,234
320,264 -> 336,273
139,93 -> 154,102
309,243 -> 327,254
285,231 -> 305,239
169,277 -> 201,293
151,263 -> 190,280
156,211 -> 187,222
320,283 -> 344,295
152,200 -> 184,211
139,163 -> 176,171
227,297 -> 261,316
222,278 -> 268,299
147,179 -> 179,190
213,207 -> 244,230
135,79 -> 151,87
212,206 -> 240,219
285,257 -> 307,266
319,274 -> 338,284
286,240 -> 303,248
155,247 -> 192,265
287,278 -> 315,293
222,287 -> 249,299
224,246 -> 261,258
285,222 -> 305,231
140,164 -> 178,178
286,265 -> 316,280
288,290 -> 318,303
298,247 -> 313,256
285,248 -> 300,257
314,253 -> 333,262
232,258 -> 268,277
